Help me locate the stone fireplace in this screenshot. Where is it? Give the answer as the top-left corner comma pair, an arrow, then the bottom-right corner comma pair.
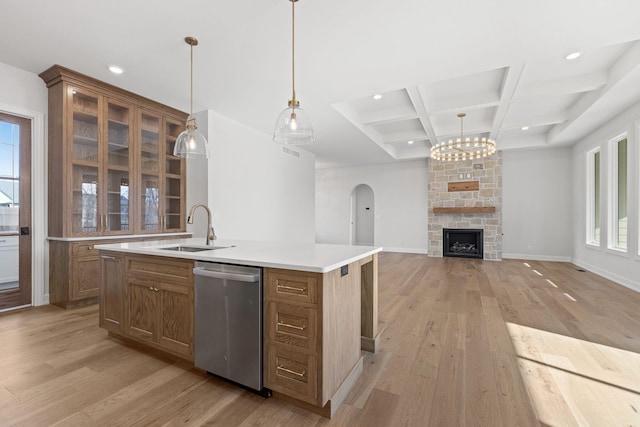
428,153 -> 502,260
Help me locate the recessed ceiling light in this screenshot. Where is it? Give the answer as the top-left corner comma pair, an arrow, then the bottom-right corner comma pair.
521,126 -> 530,130
108,65 -> 125,74
565,51 -> 581,60
373,94 -> 382,100
408,140 -> 414,144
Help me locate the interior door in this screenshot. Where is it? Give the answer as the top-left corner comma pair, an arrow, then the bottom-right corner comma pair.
0,112 -> 32,309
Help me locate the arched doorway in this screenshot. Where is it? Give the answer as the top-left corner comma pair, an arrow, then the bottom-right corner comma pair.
350,184 -> 374,246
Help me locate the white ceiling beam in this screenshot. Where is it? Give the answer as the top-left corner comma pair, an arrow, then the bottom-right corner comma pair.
361,113 -> 421,126
426,92 -> 501,115
516,72 -> 608,98
490,63 -> 526,141
502,112 -> 568,129
406,86 -> 439,147
548,40 -> 640,144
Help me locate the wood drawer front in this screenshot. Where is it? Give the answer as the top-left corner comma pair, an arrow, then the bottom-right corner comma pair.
73,242 -> 100,257
265,345 -> 317,405
126,256 -> 193,283
266,269 -> 318,304
268,301 -> 317,352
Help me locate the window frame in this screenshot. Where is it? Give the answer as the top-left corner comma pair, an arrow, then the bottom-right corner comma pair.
607,132 -> 628,254
586,147 -> 601,248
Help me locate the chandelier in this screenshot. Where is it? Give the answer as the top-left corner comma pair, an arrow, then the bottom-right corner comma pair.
430,113 -> 496,161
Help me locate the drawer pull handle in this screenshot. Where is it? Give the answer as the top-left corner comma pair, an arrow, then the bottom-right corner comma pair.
277,284 -> 305,293
88,245 -> 94,250
277,365 -> 305,378
100,255 -> 117,260
277,321 -> 305,331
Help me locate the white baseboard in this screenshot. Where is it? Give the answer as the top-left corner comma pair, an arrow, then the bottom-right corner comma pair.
571,258 -> 640,293
502,253 -> 573,262
382,247 -> 429,254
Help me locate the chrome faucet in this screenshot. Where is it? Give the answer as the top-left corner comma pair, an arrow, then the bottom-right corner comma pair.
187,204 -> 217,245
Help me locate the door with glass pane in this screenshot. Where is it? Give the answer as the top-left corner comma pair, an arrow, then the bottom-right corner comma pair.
0,112 -> 32,309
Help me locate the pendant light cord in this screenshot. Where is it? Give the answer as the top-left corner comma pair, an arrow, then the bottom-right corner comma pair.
190,42 -> 194,117
291,0 -> 296,101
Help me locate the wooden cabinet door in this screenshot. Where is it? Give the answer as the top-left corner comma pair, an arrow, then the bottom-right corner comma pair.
125,277 -> 157,343
137,110 -> 163,234
102,98 -> 134,235
99,253 -> 124,333
69,87 -> 102,237
156,281 -> 193,358
162,118 -> 186,232
70,256 -> 100,300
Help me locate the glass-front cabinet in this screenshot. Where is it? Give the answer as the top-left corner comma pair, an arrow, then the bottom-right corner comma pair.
139,112 -> 161,233
69,90 -> 135,236
105,100 -> 133,234
70,88 -> 100,235
137,113 -> 186,234
164,119 -> 186,232
40,65 -> 188,238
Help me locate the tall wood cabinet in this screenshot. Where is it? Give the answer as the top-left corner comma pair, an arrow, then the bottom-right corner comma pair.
40,65 -> 189,308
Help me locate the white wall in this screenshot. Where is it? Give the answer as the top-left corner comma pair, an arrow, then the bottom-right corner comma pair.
205,111 -> 316,243
315,160 -> 429,253
185,110 -> 210,239
0,62 -> 49,306
572,102 -> 640,292
502,147 -> 573,261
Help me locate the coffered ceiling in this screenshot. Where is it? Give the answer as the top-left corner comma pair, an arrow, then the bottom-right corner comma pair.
2,0 -> 640,167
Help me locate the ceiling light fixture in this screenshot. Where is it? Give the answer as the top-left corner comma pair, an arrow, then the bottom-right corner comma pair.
521,126 -> 530,130
373,94 -> 383,100
108,65 -> 125,74
565,51 -> 581,60
408,140 -> 414,144
174,36 -> 210,159
430,113 -> 496,162
273,0 -> 315,145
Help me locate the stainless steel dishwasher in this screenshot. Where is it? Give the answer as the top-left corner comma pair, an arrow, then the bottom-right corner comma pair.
194,262 -> 266,393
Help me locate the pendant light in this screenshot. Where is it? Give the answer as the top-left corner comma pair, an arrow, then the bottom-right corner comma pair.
174,36 -> 210,159
273,0 -> 316,145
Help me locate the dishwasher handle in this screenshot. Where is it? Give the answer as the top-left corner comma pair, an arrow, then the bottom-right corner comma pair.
193,267 -> 260,283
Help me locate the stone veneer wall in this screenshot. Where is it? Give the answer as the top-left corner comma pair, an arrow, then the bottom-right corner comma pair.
428,152 -> 502,260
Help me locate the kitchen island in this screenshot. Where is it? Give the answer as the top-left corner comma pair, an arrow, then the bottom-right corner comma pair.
96,238 -> 382,418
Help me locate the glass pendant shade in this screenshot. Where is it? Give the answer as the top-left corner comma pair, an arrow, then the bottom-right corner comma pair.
273,105 -> 315,145
174,116 -> 210,158
174,36 -> 210,159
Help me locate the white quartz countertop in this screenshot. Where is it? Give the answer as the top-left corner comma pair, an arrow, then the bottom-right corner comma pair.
95,238 -> 383,273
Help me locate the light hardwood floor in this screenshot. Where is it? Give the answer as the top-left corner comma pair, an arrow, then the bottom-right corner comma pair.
1,253 -> 639,426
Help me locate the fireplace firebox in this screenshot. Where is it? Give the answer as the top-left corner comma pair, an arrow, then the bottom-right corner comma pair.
443,228 -> 483,259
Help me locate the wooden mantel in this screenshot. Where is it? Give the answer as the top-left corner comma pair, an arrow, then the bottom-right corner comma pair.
433,206 -> 496,214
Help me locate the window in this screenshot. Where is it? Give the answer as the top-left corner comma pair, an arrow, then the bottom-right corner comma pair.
0,120 -> 19,234
608,135 -> 627,252
586,148 -> 600,246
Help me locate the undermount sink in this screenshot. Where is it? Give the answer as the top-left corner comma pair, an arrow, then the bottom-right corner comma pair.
159,245 -> 230,253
